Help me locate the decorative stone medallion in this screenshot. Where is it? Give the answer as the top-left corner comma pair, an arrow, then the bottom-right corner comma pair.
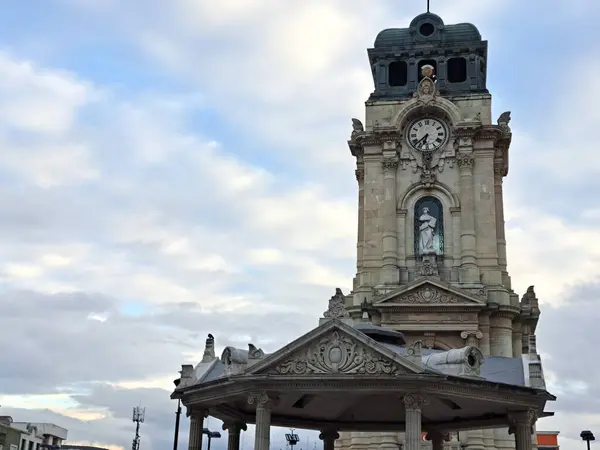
272,331 -> 403,375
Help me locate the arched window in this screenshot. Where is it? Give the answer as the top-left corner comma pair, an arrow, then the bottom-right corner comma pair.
414,196 -> 444,257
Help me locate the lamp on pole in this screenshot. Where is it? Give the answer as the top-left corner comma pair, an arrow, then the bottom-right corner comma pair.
172,378 -> 182,450
581,431 -> 595,450
203,428 -> 221,450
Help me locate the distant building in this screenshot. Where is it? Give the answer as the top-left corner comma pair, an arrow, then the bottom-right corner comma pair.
0,416 -> 21,450
9,421 -> 67,450
62,446 -> 109,450
537,431 -> 560,450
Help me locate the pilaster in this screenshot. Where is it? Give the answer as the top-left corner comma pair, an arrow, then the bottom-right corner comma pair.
493,159 -> 510,289
355,166 -> 365,291
403,394 -> 428,450
381,155 -> 399,284
456,130 -> 479,283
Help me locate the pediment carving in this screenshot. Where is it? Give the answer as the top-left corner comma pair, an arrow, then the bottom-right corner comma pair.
374,281 -> 486,306
268,330 -> 406,376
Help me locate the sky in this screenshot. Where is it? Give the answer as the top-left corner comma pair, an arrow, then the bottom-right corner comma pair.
0,0 -> 600,449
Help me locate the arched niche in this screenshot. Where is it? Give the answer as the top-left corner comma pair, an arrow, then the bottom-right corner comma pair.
414,196 -> 444,257
392,96 -> 463,131
398,183 -> 459,261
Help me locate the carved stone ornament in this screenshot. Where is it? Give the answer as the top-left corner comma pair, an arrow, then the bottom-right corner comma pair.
497,111 -> 511,133
382,157 -> 399,171
417,255 -> 438,277
456,154 -> 475,169
413,77 -> 437,102
247,392 -> 277,407
355,167 -> 364,182
403,394 -> 429,410
401,286 -> 459,304
272,331 -> 403,375
323,288 -> 350,319
420,170 -> 437,188
508,409 -> 538,434
494,161 -> 505,177
351,118 -> 364,139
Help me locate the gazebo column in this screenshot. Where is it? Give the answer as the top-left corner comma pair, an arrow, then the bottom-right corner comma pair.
319,430 -> 339,450
404,395 -> 429,450
222,421 -> 247,450
510,411 -> 537,450
187,408 -> 207,450
426,431 -> 448,450
248,393 -> 277,450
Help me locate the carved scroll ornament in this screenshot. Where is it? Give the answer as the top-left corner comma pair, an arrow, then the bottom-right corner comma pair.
401,286 -> 459,304
273,331 -> 402,375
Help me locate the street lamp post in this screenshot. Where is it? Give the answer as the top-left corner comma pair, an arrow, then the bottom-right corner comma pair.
581,430 -> 595,450
203,428 -> 222,450
173,378 -> 182,450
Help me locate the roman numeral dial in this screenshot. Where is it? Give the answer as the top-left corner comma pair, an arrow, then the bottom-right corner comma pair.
407,117 -> 448,152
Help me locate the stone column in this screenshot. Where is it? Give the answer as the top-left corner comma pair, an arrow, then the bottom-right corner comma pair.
426,431 -> 448,450
187,410 -> 206,450
222,421 -> 247,450
509,411 -> 537,450
404,394 -> 428,450
456,145 -> 479,283
248,393 -> 276,450
478,313 -> 491,355
460,330 -> 483,348
355,166 -> 365,291
494,160 -> 510,289
381,156 -> 399,284
489,313 -> 513,357
319,430 -> 339,450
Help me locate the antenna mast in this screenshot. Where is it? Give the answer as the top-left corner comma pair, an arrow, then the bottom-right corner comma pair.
132,406 -> 146,450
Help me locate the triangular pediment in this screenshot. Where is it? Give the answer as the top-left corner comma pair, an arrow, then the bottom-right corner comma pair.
373,278 -> 486,306
246,319 -> 426,376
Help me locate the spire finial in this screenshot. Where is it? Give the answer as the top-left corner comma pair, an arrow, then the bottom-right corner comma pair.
427,0 -> 430,12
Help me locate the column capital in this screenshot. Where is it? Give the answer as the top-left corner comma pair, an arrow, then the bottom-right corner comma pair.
460,330 -> 483,339
186,407 -> 208,418
247,392 -> 278,408
382,157 -> 399,171
508,409 -> 538,434
222,421 -> 247,433
456,154 -> 475,170
403,394 -> 429,410
319,430 -> 340,441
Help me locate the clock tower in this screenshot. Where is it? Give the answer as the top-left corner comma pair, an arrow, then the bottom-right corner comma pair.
335,10 -> 542,450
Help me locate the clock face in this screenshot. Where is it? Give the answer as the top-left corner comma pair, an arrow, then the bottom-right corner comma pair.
407,117 -> 448,152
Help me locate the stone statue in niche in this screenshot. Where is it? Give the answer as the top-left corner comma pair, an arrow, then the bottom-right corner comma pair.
414,196 -> 444,258
418,207 -> 437,255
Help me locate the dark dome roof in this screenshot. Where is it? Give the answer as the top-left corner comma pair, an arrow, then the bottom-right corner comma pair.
353,323 -> 406,345
373,12 -> 481,48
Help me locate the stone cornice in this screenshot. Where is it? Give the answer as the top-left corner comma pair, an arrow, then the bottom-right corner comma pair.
179,373 -> 554,408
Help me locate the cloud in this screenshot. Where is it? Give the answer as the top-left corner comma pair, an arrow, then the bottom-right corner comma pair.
1,1 -> 600,449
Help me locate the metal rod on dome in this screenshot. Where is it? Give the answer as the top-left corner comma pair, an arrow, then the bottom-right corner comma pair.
427,0 -> 430,12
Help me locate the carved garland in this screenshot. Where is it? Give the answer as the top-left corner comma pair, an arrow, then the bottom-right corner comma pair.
272,331 -> 402,375
456,155 -> 475,169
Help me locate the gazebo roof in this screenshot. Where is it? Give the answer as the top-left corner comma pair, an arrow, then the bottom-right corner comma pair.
173,319 -> 555,432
